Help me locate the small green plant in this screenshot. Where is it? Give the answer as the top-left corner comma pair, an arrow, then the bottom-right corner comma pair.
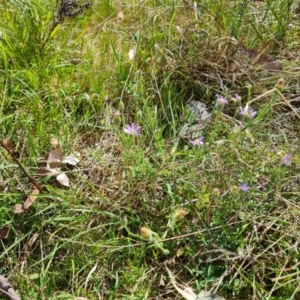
119,208 -> 189,255
0,0 -> 300,299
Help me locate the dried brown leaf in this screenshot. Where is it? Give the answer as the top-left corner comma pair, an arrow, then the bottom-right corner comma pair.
24,233 -> 39,252
117,10 -> 124,21
48,147 -> 63,159
36,168 -> 54,176
49,161 -> 64,168
13,189 -> 40,214
262,61 -> 283,72
0,181 -> 8,192
50,138 -> 59,147
3,137 -> 14,149
56,173 -> 70,187
167,268 -> 225,300
47,147 -> 63,169
0,226 -> 10,239
238,44 -> 282,72
23,188 -> 39,210
62,154 -> 80,166
13,204 -> 25,214
159,275 -> 165,286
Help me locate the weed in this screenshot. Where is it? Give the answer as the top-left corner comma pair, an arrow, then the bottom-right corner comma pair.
0,0 -> 300,299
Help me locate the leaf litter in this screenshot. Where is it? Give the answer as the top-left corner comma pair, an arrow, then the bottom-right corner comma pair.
13,188 -> 40,214
56,173 -> 70,187
36,147 -> 79,188
12,147 -> 79,214
0,226 -> 10,239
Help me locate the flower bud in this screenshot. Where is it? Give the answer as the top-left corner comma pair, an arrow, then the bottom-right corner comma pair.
275,78 -> 285,91
113,110 -> 121,128
233,94 -> 241,106
231,185 -> 239,194
119,100 -> 125,112
135,110 -> 143,125
215,94 -> 228,113
175,209 -> 188,220
140,226 -> 153,241
91,93 -> 99,100
212,188 -> 220,197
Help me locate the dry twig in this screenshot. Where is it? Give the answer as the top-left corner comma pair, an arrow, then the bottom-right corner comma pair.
0,139 -> 43,193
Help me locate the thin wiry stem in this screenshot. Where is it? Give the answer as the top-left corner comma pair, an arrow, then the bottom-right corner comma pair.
0,139 -> 43,193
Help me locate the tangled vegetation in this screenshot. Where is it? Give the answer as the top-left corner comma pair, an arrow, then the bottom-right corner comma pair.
0,0 -> 300,299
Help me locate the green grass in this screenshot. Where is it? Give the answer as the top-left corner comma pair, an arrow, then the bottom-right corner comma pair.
0,0 -> 300,299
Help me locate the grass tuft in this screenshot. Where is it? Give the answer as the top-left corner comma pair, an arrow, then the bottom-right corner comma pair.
1,0 -> 300,299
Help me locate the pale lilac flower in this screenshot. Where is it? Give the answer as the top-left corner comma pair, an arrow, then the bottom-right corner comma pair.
233,94 -> 242,106
239,182 -> 250,192
123,123 -> 141,136
282,154 -> 291,166
216,94 -> 228,106
234,94 -> 242,102
240,106 -> 257,119
191,136 -> 204,146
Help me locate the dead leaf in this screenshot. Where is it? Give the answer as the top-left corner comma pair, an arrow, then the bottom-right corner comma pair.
128,47 -> 136,61
23,188 -> 39,209
167,268 -> 197,300
238,44 -> 282,72
117,10 -> 124,21
3,137 -> 14,149
47,147 -> 63,169
56,173 -> 70,187
46,148 -> 79,168
20,233 -> 39,263
36,168 -> 54,176
167,268 -> 225,300
62,154 -> 79,166
0,181 -> 8,192
48,147 -> 63,159
13,189 -> 40,214
50,138 -> 59,147
24,233 -> 39,252
49,161 -> 64,168
159,275 -> 165,286
13,204 -> 25,214
0,226 -> 10,239
197,291 -> 225,300
262,61 -> 283,72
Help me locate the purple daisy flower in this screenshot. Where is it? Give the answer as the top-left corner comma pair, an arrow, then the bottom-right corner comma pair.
191,136 -> 204,146
123,123 -> 141,136
282,154 -> 291,166
240,106 -> 257,119
239,182 -> 250,192
216,94 -> 228,106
